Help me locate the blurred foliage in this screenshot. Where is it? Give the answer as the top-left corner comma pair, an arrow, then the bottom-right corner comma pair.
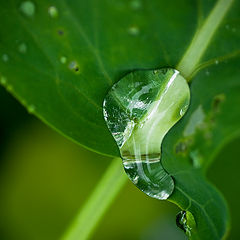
208,138 -> 240,240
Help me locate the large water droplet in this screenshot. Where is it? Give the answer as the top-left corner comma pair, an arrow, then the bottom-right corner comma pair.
2,54 -> 9,62
48,6 -> 58,18
176,211 -> 196,237
103,68 -> 190,200
19,1 -> 36,17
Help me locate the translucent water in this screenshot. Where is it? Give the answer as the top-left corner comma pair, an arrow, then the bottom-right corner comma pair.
18,43 -> 27,54
123,158 -> 173,199
48,6 -> 58,18
176,211 -> 196,237
103,68 -> 190,200
2,54 -> 9,62
19,1 -> 35,17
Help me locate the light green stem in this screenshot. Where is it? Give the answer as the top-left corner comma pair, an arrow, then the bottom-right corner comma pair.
61,158 -> 127,240
177,0 -> 234,79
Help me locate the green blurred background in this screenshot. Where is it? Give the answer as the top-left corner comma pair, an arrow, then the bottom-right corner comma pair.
0,85 -> 239,239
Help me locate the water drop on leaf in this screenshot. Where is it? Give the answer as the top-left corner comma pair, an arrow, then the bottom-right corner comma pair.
130,0 -> 142,10
0,76 -> 7,85
2,54 -> 9,62
60,56 -> 67,64
69,61 -> 80,73
176,211 -> 196,237
48,6 -> 58,18
103,68 -> 190,200
18,43 -> 27,54
6,85 -> 13,92
19,1 -> 36,17
28,105 -> 36,113
128,26 -> 140,36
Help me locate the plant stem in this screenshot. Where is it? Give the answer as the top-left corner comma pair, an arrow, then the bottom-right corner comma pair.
177,0 -> 234,79
61,157 -> 127,240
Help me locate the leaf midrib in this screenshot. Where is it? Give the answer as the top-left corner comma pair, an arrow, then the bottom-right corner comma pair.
177,0 -> 234,80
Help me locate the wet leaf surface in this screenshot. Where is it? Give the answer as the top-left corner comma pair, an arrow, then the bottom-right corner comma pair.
1,0 -> 240,239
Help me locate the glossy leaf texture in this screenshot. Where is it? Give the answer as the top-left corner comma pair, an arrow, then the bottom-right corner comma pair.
0,0 -> 240,239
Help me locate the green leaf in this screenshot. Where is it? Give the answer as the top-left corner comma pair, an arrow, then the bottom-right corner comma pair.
0,0 -> 240,239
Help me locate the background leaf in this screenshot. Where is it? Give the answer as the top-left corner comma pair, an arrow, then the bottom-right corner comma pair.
1,0 -> 240,239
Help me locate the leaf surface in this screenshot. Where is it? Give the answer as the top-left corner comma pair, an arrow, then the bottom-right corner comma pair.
1,0 -> 240,239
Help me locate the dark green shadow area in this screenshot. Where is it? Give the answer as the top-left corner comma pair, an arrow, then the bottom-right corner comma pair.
208,137 -> 240,240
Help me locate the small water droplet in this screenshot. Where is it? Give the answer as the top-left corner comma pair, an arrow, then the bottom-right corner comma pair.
60,56 -> 67,64
215,60 -> 219,65
180,105 -> 188,116
176,211 -> 196,237
205,70 -> 210,76
18,43 -> 27,54
225,24 -> 229,29
2,54 -> 9,62
6,85 -> 13,92
128,26 -> 140,36
69,61 -> 80,73
48,6 -> 58,18
189,149 -> 203,168
28,105 -> 36,113
232,28 -> 236,32
19,1 -> 36,17
0,76 -> 7,85
58,30 -> 64,36
130,0 -> 142,10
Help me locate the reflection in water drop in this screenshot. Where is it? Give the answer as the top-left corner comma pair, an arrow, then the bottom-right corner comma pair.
128,26 -> 140,36
18,43 -> 27,54
176,211 -> 196,237
48,6 -> 58,18
19,1 -> 36,17
103,68 -> 190,200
